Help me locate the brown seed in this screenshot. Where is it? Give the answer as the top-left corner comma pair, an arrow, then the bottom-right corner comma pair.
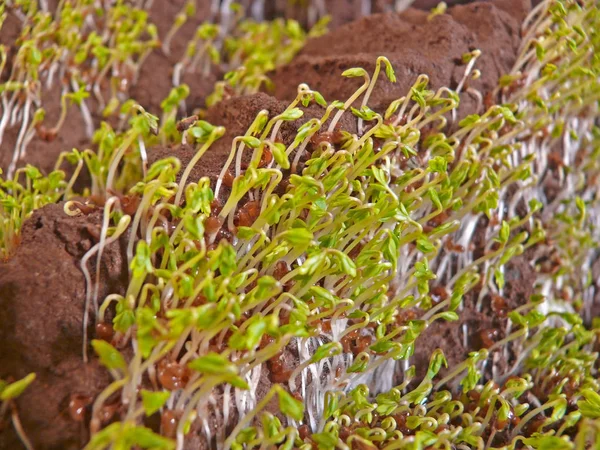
491,295 -> 508,317
258,148 -> 273,168
121,195 -> 140,216
273,261 -> 290,280
259,334 -> 275,350
235,201 -> 260,227
430,286 -> 448,303
298,424 -> 310,440
95,322 -> 114,342
268,356 -> 292,383
353,335 -> 372,355
161,410 -> 178,438
99,403 -> 119,424
158,360 -> 190,391
479,328 -> 500,348
68,394 -> 92,422
428,210 -> 449,227
310,130 -> 344,147
205,216 -> 223,235
70,201 -> 97,215
176,115 -> 198,133
235,210 -> 251,228
210,199 -> 223,216
320,320 -> 332,333
223,171 -> 235,188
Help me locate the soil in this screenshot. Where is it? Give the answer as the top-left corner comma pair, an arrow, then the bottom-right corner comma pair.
268,1 -> 524,121
0,203 -> 129,450
262,0 -> 533,30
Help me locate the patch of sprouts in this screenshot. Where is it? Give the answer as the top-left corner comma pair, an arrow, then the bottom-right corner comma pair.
1,1 -> 600,450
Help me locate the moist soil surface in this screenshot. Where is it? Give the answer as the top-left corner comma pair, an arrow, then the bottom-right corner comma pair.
0,1 -> 544,449
263,0 -> 532,30
268,1 -> 525,121
0,203 -> 128,450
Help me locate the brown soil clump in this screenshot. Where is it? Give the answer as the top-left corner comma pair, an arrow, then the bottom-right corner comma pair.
263,0 -> 531,30
0,203 -> 129,449
268,1 -> 525,120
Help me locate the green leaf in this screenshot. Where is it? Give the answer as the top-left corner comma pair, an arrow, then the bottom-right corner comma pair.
92,340 -> 127,372
271,142 -> 289,169
141,390 -> 170,416
84,423 -> 122,450
183,213 -> 204,241
411,87 -> 426,109
236,226 -> 258,240
240,136 -> 261,148
229,317 -> 268,351
426,350 -> 447,379
122,425 -> 175,449
428,188 -> 442,210
416,237 -> 435,254
428,156 -> 447,173
382,57 -> 396,82
310,342 -> 342,363
323,392 -> 339,420
299,252 -> 327,276
347,353 -> 369,373
277,387 -> 304,421
494,269 -> 505,290
131,241 -> 153,278
280,108 -> 303,121
0,373 -> 36,401
188,352 -> 238,376
313,91 -> 327,107
222,374 -> 250,390
498,220 -> 510,244
351,106 -> 377,121
522,436 -> 572,450
281,228 -> 313,246
437,311 -> 459,322
309,286 -> 338,306
334,251 -> 357,277
311,431 -> 338,450
342,67 -> 367,78
458,114 -> 481,128
577,389 -> 600,418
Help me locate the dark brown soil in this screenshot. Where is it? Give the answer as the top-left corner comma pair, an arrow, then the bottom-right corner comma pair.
268,1 -> 525,120
0,203 -> 129,450
263,0 -> 532,30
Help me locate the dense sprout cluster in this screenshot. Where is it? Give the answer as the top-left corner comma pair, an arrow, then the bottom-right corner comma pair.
0,0 -> 318,260
1,0 -> 600,449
